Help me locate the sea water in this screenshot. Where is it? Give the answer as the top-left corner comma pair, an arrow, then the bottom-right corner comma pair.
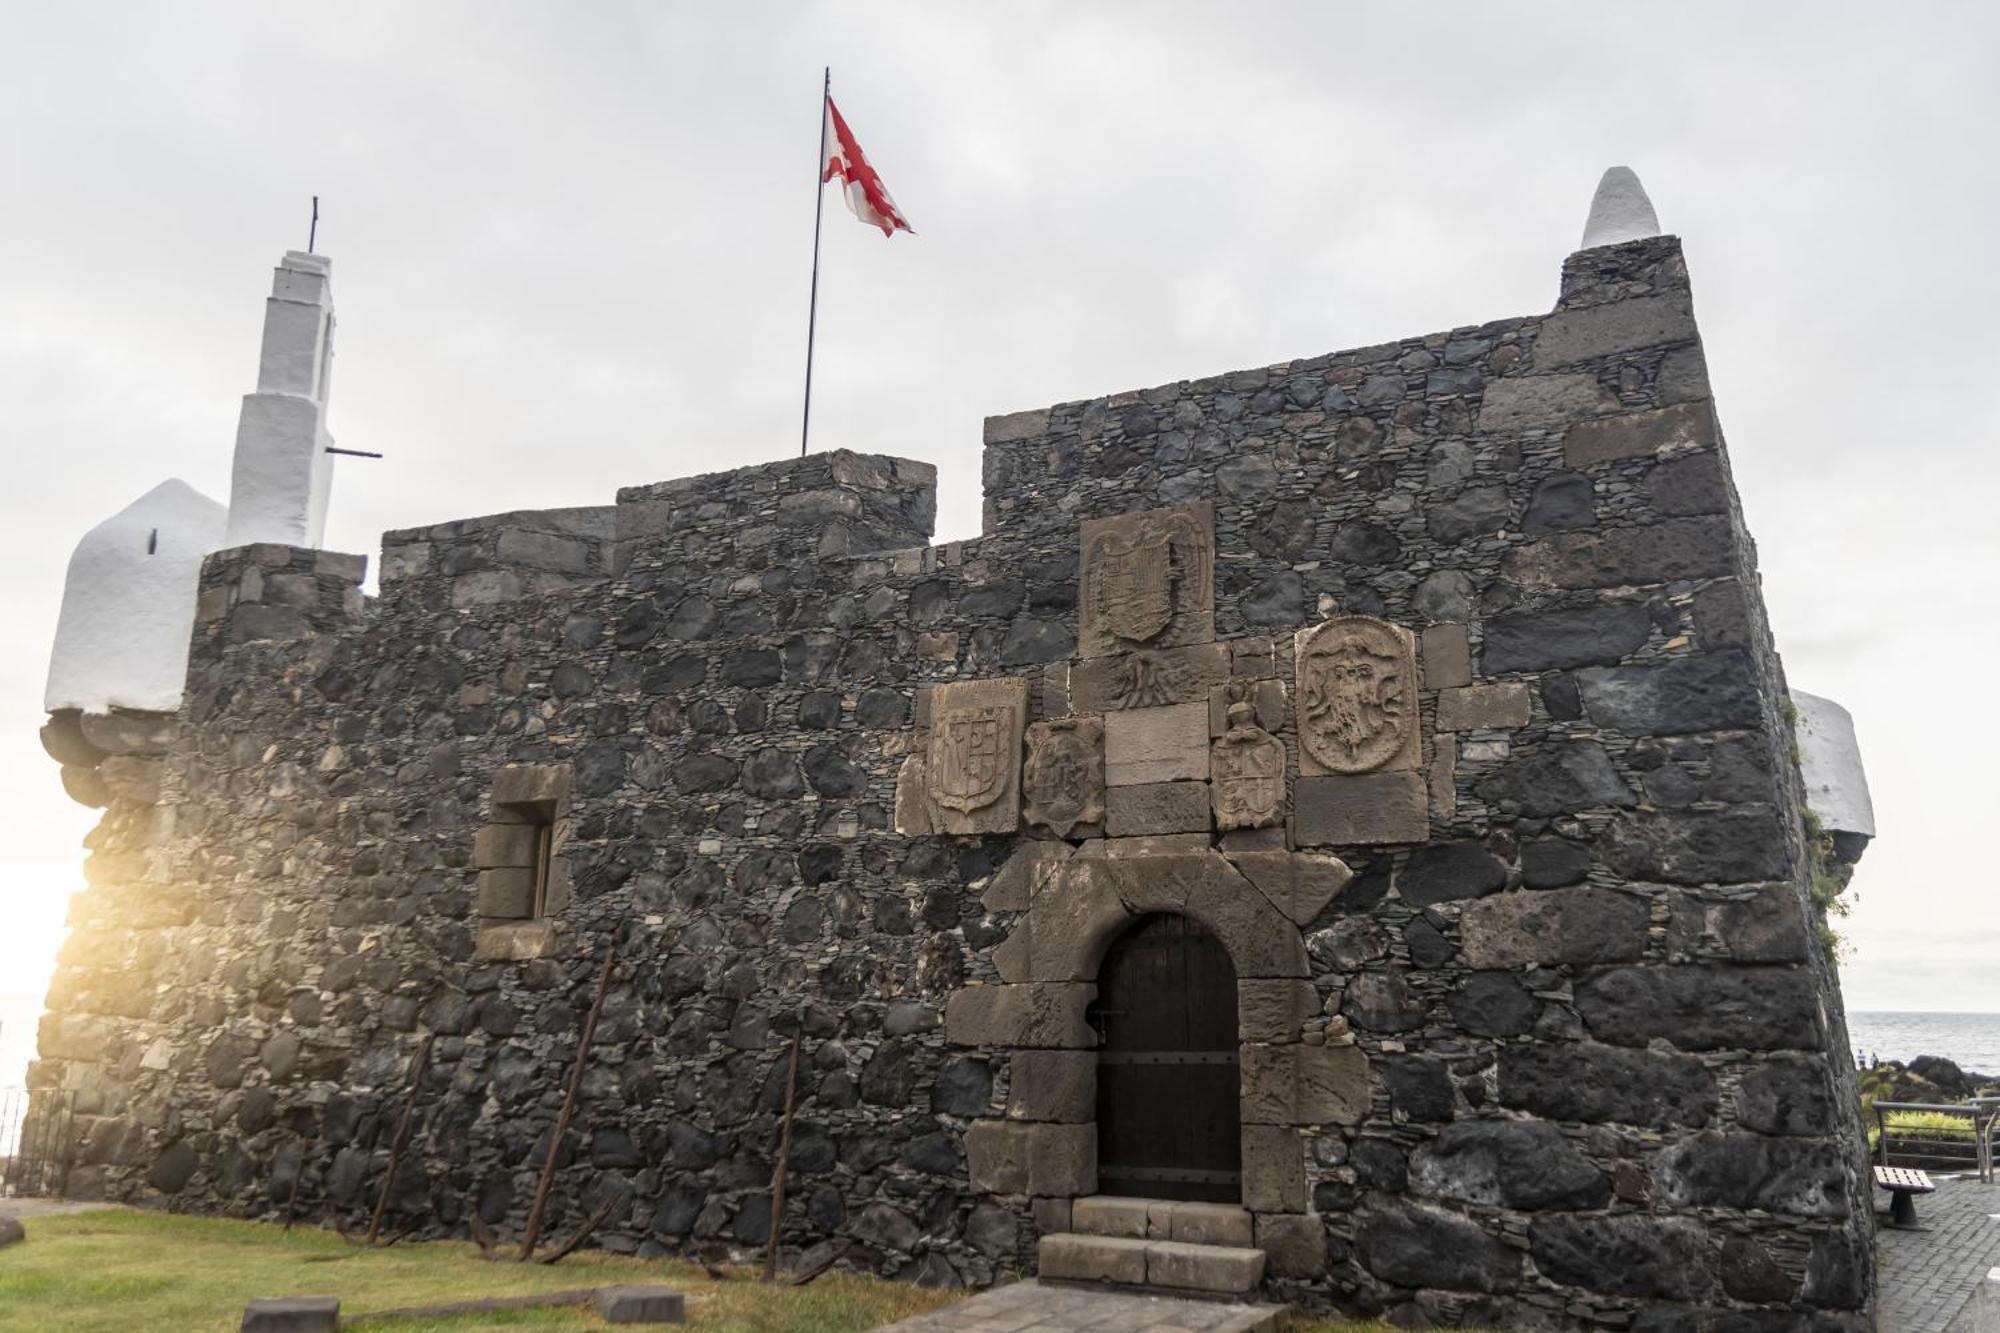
1846,1011 -> 2000,1075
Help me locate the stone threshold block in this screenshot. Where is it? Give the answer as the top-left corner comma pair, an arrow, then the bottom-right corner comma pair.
241,1296 -> 338,1333
1037,1233 -> 1267,1295
1070,1195 -> 1254,1248
596,1284 -> 686,1324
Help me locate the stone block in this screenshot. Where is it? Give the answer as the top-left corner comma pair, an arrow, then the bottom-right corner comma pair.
1575,964 -> 1821,1051
1224,852 -> 1352,924
1038,1232 -> 1149,1284
1257,1212 -> 1327,1278
1081,833 -> 1210,858
925,677 -> 1028,836
1535,294 -> 1697,368
1185,864 -> 1311,979
1006,1050 -> 1095,1123
595,1285 -> 686,1324
945,983 -> 1096,1049
1601,806 -> 1788,884
472,823 -> 540,869
1475,374 -> 1618,433
1458,889 -> 1649,969
1428,741 -> 1456,822
476,868 -> 536,920
1435,683 -> 1530,732
1030,1123 -> 1096,1195
491,763 -> 571,807
473,920 -> 560,962
496,528 -> 592,574
1147,1239 -> 1265,1294
1102,702 -> 1210,785
1504,516 -> 1734,589
966,1119 -> 1029,1194
1071,1195 -> 1152,1239
1564,400 -> 1712,471
1295,772 -> 1428,846
0,1216 -> 20,1249
1025,872 -> 1133,981
1237,979 -> 1321,1043
1032,1197 -> 1072,1235
1706,885 -> 1808,962
984,408 -> 1050,443
981,842 -> 1074,913
1576,649 -> 1761,736
1420,623 -> 1471,689
240,1297 -> 339,1332
1170,1202 -> 1253,1247
1104,781 -> 1210,836
1241,1042 -> 1371,1127
1498,1042 -> 1717,1129
1072,643 -> 1230,713
1480,602 -> 1653,673
1241,1124 -> 1307,1212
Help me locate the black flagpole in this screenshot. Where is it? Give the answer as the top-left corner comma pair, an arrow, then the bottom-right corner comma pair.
801,66 -> 830,458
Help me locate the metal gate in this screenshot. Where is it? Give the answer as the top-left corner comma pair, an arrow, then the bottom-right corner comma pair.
1092,913 -> 1241,1203
1,1089 -> 74,1198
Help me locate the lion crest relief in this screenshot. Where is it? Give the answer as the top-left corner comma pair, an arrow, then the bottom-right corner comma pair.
1295,616 -> 1420,775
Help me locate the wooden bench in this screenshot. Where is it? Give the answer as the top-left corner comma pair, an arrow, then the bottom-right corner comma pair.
1874,1164 -> 1936,1227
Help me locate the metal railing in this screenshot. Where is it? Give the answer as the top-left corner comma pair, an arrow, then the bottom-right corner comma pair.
1872,1100 -> 2000,1183
0,1088 -> 75,1198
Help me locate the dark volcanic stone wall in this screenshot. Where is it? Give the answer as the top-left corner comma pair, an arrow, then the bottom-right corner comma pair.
35,236 -> 1872,1328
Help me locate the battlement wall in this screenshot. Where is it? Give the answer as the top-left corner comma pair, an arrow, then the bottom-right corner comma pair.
34,235 -> 1873,1328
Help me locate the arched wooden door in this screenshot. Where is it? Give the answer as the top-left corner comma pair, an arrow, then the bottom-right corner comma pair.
1092,913 -> 1241,1203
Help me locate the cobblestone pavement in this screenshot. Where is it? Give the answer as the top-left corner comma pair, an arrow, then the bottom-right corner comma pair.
874,1279 -> 1283,1332
1877,1177 -> 2000,1332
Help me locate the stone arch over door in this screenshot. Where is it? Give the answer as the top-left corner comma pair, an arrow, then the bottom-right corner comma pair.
948,842 -> 1373,1279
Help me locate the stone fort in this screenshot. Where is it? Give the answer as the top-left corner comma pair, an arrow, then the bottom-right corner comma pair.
33,172 -> 1881,1328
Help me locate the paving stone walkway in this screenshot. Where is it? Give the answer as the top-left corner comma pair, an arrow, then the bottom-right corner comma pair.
875,1279 -> 1283,1332
1877,1176 -> 2000,1332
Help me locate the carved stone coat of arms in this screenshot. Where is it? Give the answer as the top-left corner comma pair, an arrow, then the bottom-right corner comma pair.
1211,702 -> 1287,830
1078,503 -> 1215,657
1295,616 -> 1420,775
1022,717 -> 1105,838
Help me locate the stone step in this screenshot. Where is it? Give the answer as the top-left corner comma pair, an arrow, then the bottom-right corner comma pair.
1069,1195 -> 1255,1248
1039,1232 -> 1267,1296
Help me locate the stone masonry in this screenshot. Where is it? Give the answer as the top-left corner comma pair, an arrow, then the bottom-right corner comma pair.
34,233 -> 1874,1328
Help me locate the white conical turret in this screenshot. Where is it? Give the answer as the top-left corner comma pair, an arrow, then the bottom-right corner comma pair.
1580,166 -> 1662,250
45,479 -> 227,714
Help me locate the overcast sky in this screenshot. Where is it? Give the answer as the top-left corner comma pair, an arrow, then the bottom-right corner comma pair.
3,2 -> 1996,1080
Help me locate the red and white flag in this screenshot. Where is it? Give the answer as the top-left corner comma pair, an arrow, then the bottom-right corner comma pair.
822,96 -> 913,237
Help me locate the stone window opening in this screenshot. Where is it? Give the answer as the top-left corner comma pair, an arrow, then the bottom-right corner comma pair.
472,763 -> 573,960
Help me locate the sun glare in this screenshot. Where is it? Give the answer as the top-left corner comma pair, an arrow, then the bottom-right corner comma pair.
0,861 -> 76,1092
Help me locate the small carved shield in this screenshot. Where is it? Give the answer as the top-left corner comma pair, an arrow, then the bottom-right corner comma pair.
1023,718 -> 1104,837
1093,530 -> 1174,644
1212,723 -> 1287,830
929,707 -> 1013,812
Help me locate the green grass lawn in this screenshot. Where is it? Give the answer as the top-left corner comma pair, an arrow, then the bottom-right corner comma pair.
0,1207 -> 1394,1332
0,1208 -> 963,1332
